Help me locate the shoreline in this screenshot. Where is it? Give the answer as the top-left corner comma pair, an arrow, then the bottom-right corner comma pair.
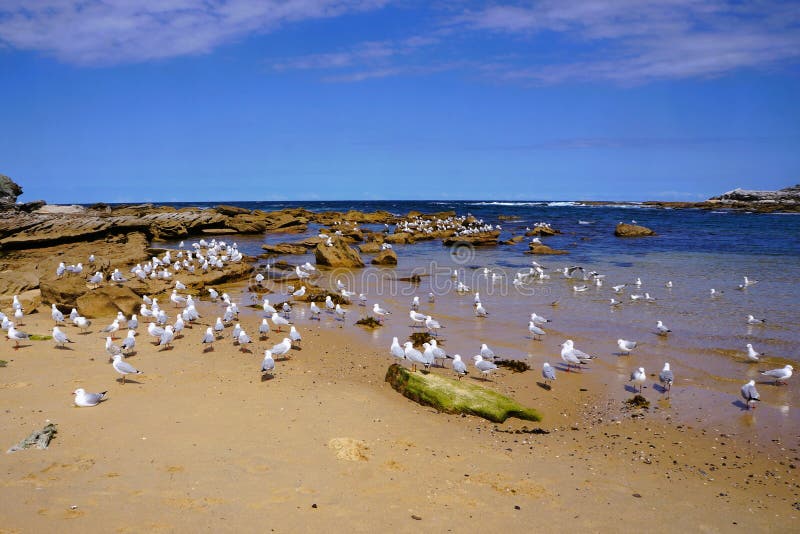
1,290 -> 797,532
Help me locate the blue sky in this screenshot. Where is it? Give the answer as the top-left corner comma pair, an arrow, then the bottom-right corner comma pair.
0,0 -> 798,203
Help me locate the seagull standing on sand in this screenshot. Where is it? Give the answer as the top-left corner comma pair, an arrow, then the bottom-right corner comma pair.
542,362 -> 556,386
158,326 -> 175,349
112,354 -> 142,384
289,326 -> 302,345
271,312 -> 289,332
560,340 -> 592,371
630,367 -> 647,393
403,342 -> 425,372
473,355 -> 498,379
452,355 -> 467,379
51,304 -> 64,324
74,316 -> 92,333
258,318 -> 270,339
617,339 -> 637,355
746,343 -> 763,362
659,363 -> 674,393
528,321 -> 545,340
201,327 -> 215,350
214,317 -> 224,337
309,302 -> 321,320
128,314 -> 138,332
270,338 -> 292,359
121,330 -> 136,353
52,326 -> 72,347
761,365 -> 793,385
261,350 -> 275,375
73,388 -> 107,407
390,337 -> 405,361
429,339 -> 447,367
237,330 -> 252,352
6,323 -> 29,348
741,380 -> 760,410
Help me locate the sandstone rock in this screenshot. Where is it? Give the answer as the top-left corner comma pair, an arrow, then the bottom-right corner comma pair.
384,232 -> 415,245
35,204 -> 87,214
40,276 -> 92,307
526,244 -> 568,255
314,238 -> 364,268
525,226 -> 559,237
0,269 -> 39,295
358,241 -> 383,254
615,223 -> 656,237
215,204 -> 251,216
76,285 -> 141,318
371,249 -> 398,265
261,243 -> 309,255
225,214 -> 268,234
0,174 -> 23,207
442,230 -> 500,247
19,200 -> 46,213
502,235 -> 525,245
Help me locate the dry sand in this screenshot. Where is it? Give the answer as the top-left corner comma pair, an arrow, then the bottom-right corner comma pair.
1,290 -> 798,533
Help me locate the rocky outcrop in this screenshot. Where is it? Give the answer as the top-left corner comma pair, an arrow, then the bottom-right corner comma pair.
615,223 -> 656,237
40,276 -> 92,308
525,226 -> 559,237
442,231 -> 500,247
358,241 -> 383,253
371,249 -> 397,265
384,232 -> 415,245
710,184 -> 800,203
526,244 -> 568,255
75,285 -> 141,318
314,238 -> 364,268
502,236 -> 525,245
0,174 -> 23,208
261,242 -> 309,255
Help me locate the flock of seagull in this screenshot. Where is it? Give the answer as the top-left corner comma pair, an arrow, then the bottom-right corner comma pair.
1,226 -> 794,414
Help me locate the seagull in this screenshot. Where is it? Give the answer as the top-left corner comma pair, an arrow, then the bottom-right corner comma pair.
289,325 -> 301,345
261,350 -> 275,374
573,285 -> 588,292
761,365 -> 793,385
659,363 -> 674,393
710,288 -> 722,297
170,289 -> 187,307
411,296 -> 420,310
656,321 -> 671,336
372,303 -> 391,322
479,343 -> 495,361
390,337 -> 405,361
560,340 -> 593,371
610,298 -> 622,306
746,314 -> 766,325
409,310 -> 426,328
112,353 -> 142,384
231,323 -> 242,341
612,284 -> 626,293
292,286 -> 306,298
334,304 -> 347,323
121,330 -> 136,353
208,288 -> 219,301
105,336 -> 122,359
158,325 -> 175,349
425,315 -> 442,335
630,367 -> 646,393
358,294 -> 367,306
309,302 -> 321,320
635,277 -> 642,287
213,317 -> 224,337
271,312 -> 289,332
74,316 -> 92,333
473,292 -> 481,305
12,295 -> 22,310
6,323 -> 29,348
256,318 -> 270,339
422,343 -> 435,369
530,312 -> 550,324
473,355 -> 498,379
270,337 -> 292,359
14,308 -> 24,323
617,339 -> 637,355
528,321 -> 546,340
474,302 -> 489,317
52,326 -> 72,347
665,280 -> 673,288
741,380 -> 760,410
746,343 -> 763,362
743,276 -> 758,287
73,388 -> 107,407
147,322 -> 165,340
51,304 -> 64,324
237,330 -> 252,352
403,341 -> 425,372
324,296 -> 335,312
542,362 -> 556,386
452,355 -> 467,379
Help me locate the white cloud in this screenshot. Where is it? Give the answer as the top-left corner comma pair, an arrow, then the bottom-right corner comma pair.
0,0 -> 390,65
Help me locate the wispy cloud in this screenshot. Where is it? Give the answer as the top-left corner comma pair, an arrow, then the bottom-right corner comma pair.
0,0 -> 390,65
456,0 -> 800,84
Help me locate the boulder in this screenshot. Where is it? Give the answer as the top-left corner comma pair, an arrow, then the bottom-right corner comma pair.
314,238 -> 364,268
214,204 -> 251,216
39,276 -> 91,308
371,249 -> 398,265
76,285 -> 141,318
384,364 -> 542,423
0,269 -> 39,295
358,241 -> 383,254
526,244 -> 568,255
442,230 -> 500,247
261,243 -> 309,255
225,214 -> 268,234
525,226 -> 559,237
615,223 -> 656,237
0,174 -> 23,207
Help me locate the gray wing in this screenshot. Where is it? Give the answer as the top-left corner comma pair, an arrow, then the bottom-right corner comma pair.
543,366 -> 556,380
477,361 -> 497,372
85,391 -> 107,404
761,369 -> 783,378
659,370 -> 674,383
391,346 -> 405,359
115,360 -> 140,374
261,359 -> 275,372
741,383 -> 759,401
202,333 -> 214,343
453,360 -> 467,374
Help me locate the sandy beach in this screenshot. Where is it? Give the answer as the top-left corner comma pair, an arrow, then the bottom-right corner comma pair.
1,277 -> 797,532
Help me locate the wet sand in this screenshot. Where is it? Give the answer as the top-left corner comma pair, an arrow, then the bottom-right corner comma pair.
1,288 -> 798,532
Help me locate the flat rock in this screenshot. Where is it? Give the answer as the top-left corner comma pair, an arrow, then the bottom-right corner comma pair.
261,242 -> 309,255
371,249 -> 398,265
442,230 -> 500,247
358,241 -> 383,253
615,223 -> 656,237
526,244 -> 568,255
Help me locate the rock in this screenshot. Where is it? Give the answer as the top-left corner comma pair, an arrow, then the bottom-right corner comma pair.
498,214 -> 522,221
371,249 -> 398,265
328,438 -> 369,461
225,214 -> 268,234
35,204 -> 87,214
615,223 -> 656,237
314,238 -> 364,268
526,244 -> 569,255
384,232 -> 415,245
358,241 -> 383,253
0,174 -> 23,207
384,364 -> 542,423
502,235 -> 525,245
19,200 -> 46,213
261,243 -> 309,255
76,285 -> 141,318
0,269 -> 39,295
525,226 -> 559,237
442,230 -> 500,247
710,184 -> 800,203
40,276 -> 91,308
214,204 -> 251,216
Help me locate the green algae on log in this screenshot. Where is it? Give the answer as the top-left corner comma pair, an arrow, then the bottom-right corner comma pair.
384,364 -> 541,423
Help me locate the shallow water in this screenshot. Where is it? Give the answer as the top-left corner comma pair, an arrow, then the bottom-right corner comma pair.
158,201 -> 800,443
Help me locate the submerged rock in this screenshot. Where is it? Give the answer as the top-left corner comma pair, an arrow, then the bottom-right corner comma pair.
371,249 -> 397,265
615,222 -> 656,237
526,244 -> 568,255
384,364 -> 542,423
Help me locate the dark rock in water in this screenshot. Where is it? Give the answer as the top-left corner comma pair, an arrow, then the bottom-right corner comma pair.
0,174 -> 23,208
502,235 -> 525,245
314,238 -> 364,268
442,230 -> 500,247
384,364 -> 542,423
525,226 -> 559,237
526,244 -> 568,255
371,249 -> 397,265
615,222 -> 656,237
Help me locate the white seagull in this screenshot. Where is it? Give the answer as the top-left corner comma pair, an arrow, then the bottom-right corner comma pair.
112,354 -> 142,384
73,388 -> 107,407
617,339 -> 637,355
761,365 -> 793,385
629,367 -> 646,393
452,355 -> 467,379
659,363 -> 674,393
741,380 -> 760,410
542,362 -> 556,386
473,355 -> 498,379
